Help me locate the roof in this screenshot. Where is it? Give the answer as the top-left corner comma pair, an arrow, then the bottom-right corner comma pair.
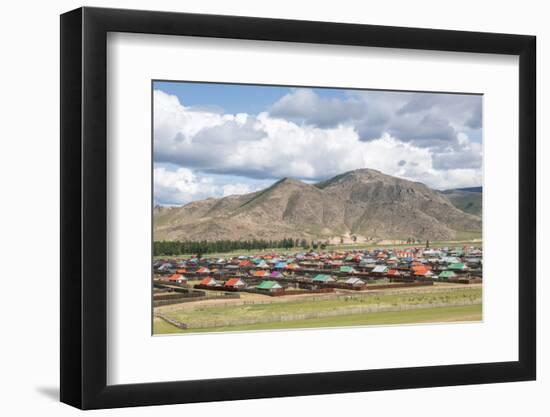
340,266 -> 355,273
168,274 -> 185,281
372,265 -> 388,273
448,262 -> 467,270
199,277 -> 216,285
257,280 -> 282,290
225,278 -> 244,287
442,257 -> 461,264
254,270 -> 269,277
412,265 -> 431,276
439,271 -> 457,278
313,274 -> 333,282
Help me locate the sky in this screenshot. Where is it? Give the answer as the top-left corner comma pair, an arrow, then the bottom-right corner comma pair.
153,81 -> 482,206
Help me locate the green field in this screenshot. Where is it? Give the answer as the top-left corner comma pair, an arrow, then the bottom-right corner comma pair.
154,304 -> 482,334
154,286 -> 482,334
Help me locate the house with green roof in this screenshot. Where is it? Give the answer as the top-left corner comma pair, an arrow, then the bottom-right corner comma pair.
312,274 -> 335,283
256,280 -> 283,292
450,247 -> 464,256
439,271 -> 457,280
448,262 -> 467,271
340,265 -> 356,274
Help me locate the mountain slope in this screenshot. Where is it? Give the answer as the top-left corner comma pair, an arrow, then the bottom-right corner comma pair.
154,169 -> 482,241
441,187 -> 482,217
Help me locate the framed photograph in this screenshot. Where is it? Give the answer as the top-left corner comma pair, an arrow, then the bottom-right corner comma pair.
60,6 -> 536,410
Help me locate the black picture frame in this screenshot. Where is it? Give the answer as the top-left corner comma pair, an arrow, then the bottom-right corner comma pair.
60,6 -> 536,410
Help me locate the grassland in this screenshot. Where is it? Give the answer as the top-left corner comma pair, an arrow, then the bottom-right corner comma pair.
154,286 -> 482,334
154,304 -> 482,334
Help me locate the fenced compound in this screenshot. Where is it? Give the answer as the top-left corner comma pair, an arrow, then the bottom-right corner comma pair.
363,281 -> 433,290
316,280 -> 434,291
154,292 -> 203,302
193,284 -> 239,292
244,287 -> 334,297
154,293 -> 240,307
153,285 -> 240,306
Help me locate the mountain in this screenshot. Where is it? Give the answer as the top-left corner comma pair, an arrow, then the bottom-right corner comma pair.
441,187 -> 482,217
154,169 -> 482,242
452,186 -> 482,193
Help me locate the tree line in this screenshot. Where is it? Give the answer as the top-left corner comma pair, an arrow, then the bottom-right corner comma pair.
153,238 -> 325,256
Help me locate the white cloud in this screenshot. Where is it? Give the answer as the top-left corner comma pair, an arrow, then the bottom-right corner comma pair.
269,88 -> 365,127
154,167 -> 218,205
153,89 -> 483,204
154,166 -> 263,205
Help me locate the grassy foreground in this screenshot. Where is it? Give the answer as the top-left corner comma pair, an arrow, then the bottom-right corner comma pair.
158,287 -> 481,326
154,304 -> 482,334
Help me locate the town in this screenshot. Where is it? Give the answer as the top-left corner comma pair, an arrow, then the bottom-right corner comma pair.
153,244 -> 483,333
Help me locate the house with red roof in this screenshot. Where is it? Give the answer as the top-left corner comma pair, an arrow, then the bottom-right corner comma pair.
411,265 -> 433,277
199,277 -> 218,286
285,262 -> 300,270
167,273 -> 187,284
224,278 -> 246,289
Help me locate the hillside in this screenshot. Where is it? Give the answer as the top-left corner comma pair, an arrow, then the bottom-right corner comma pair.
154,169 -> 482,242
441,187 -> 482,217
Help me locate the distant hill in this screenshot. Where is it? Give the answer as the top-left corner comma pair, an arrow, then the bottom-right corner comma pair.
451,186 -> 482,193
154,169 -> 482,242
441,187 -> 482,217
